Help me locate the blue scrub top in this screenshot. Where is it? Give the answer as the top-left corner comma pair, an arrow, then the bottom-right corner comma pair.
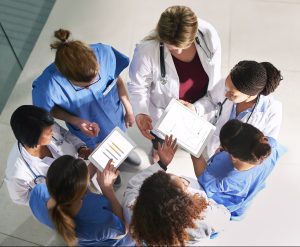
198,137 -> 286,219
29,184 -> 134,246
229,95 -> 266,121
32,43 -> 129,149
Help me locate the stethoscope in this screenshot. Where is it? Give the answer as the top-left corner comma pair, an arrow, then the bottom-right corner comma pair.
159,30 -> 212,85
212,95 -> 260,125
17,136 -> 63,187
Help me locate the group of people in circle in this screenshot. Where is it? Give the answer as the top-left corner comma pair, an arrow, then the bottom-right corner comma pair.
5,5 -> 286,246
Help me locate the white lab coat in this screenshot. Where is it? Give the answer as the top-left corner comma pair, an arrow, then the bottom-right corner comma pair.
5,123 -> 85,205
122,164 -> 230,242
194,80 -> 282,157
128,19 -> 221,128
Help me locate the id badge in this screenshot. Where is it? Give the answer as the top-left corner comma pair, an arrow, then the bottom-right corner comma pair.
103,78 -> 117,96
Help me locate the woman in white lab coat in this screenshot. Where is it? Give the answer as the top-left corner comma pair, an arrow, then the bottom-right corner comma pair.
128,5 -> 221,162
184,60 -> 283,157
5,105 -> 91,205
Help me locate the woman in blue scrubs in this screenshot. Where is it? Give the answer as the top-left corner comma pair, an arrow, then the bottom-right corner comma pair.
32,29 -> 135,150
192,119 -> 286,220
29,155 -> 134,246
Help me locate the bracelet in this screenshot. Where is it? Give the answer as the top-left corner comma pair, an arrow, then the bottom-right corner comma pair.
157,160 -> 167,171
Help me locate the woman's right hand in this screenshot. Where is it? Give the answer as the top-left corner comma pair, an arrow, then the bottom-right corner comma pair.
96,159 -> 119,192
135,114 -> 155,140
74,118 -> 100,137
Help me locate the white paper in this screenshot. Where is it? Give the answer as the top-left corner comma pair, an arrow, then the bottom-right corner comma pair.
155,99 -> 215,157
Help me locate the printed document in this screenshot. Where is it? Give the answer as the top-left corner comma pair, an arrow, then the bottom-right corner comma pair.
154,99 -> 215,157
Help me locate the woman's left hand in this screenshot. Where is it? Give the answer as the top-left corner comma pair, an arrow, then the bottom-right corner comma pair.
157,135 -> 178,166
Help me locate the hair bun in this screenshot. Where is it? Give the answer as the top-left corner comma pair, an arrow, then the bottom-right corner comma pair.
260,62 -> 282,96
50,29 -> 71,49
54,29 -> 70,42
252,139 -> 271,161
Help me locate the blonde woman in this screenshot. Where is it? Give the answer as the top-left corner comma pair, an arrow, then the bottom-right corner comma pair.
128,6 -> 221,162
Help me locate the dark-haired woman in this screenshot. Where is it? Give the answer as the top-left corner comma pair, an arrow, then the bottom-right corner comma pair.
123,136 -> 230,246
192,119 -> 287,220
5,105 -> 91,205
182,60 -> 283,157
29,156 -> 134,246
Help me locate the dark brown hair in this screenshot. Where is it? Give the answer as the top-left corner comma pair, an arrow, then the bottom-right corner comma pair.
130,171 -> 208,246
220,119 -> 272,163
47,155 -> 89,246
10,105 -> 54,148
50,29 -> 98,83
230,60 -> 282,96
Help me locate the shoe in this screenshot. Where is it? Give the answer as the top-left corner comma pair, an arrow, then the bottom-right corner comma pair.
150,148 -> 160,164
113,174 -> 122,189
125,150 -> 141,166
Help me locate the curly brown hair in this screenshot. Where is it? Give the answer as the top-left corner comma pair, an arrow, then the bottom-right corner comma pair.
130,171 -> 208,246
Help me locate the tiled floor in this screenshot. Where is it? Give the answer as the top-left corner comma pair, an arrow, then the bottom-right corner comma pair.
0,0 -> 299,245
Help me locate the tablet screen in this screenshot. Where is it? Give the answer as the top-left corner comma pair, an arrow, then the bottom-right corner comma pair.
88,127 -> 136,171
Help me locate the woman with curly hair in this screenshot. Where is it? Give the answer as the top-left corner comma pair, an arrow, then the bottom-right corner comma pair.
122,136 -> 230,246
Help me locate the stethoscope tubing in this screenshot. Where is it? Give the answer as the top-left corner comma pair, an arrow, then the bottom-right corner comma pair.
159,30 -> 212,84
214,95 -> 260,125
16,136 -> 63,185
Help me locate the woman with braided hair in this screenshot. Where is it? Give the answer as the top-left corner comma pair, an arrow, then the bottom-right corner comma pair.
182,60 -> 283,157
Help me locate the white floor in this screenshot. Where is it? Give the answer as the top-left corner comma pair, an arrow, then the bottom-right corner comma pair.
0,0 -> 300,245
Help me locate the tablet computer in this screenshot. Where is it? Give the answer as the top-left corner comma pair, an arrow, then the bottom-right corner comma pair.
88,127 -> 136,171
154,99 -> 216,158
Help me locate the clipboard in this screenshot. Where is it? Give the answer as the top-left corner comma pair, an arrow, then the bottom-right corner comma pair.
88,127 -> 136,171
154,99 -> 216,158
